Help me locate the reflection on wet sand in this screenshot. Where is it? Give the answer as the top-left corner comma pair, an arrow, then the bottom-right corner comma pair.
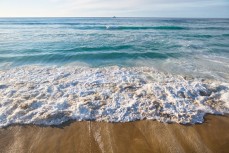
0,115 -> 228,153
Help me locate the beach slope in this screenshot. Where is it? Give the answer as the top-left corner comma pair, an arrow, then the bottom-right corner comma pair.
0,115 -> 229,153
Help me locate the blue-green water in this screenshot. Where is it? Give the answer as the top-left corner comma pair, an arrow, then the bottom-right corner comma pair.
0,18 -> 229,126
1,17 -> 229,80
0,18 -> 229,72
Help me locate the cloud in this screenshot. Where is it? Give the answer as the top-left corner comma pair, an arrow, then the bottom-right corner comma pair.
0,0 -> 228,17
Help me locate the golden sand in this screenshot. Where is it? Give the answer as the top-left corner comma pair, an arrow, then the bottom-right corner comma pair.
0,115 -> 229,153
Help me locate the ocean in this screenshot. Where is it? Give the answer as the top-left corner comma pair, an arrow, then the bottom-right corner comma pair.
0,17 -> 228,127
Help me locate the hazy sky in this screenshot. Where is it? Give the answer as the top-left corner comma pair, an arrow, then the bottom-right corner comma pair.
0,0 -> 229,18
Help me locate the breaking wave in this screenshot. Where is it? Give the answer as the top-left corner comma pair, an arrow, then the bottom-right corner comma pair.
0,65 -> 228,127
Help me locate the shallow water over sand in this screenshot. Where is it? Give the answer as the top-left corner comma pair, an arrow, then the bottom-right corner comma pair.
0,66 -> 228,127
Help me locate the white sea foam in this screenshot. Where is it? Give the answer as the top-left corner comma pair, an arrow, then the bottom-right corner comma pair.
0,65 -> 228,127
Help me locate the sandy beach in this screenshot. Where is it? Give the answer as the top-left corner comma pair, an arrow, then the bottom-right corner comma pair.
0,115 -> 228,153
1,17 -> 229,153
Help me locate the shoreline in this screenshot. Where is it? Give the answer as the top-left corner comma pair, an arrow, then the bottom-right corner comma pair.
1,114 -> 229,153
1,113 -> 228,129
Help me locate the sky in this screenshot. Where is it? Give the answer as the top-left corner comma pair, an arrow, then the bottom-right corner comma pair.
0,0 -> 229,18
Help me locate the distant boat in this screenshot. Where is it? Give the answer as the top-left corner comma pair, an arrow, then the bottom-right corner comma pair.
112,16 -> 116,18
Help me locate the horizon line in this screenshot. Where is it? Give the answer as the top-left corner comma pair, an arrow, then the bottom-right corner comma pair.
0,16 -> 229,19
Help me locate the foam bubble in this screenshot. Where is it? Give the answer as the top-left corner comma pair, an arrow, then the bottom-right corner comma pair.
0,65 -> 228,127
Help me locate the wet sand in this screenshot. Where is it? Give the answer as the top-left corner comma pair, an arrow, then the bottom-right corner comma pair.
0,115 -> 229,153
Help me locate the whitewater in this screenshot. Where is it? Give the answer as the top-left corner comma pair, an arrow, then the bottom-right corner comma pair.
0,17 -> 229,127
0,66 -> 228,127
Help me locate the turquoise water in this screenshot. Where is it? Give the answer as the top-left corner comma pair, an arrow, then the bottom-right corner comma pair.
0,18 -> 229,81
0,18 -> 229,74
0,18 -> 229,126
